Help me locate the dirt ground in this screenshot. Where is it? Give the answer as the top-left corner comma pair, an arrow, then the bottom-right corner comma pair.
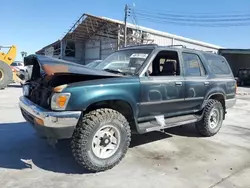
0,85 -> 250,188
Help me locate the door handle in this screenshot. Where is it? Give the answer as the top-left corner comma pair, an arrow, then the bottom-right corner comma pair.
204,81 -> 210,86
175,82 -> 182,86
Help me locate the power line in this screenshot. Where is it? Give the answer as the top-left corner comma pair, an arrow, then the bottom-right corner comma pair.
136,16 -> 250,27
135,10 -> 250,19
133,7 -> 250,16
134,12 -> 250,23
129,6 -> 250,27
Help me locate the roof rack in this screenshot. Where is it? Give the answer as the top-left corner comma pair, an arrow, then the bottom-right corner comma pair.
168,45 -> 186,48
122,44 -> 158,49
204,50 -> 217,54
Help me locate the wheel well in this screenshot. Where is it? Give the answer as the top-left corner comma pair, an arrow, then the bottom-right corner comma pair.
209,94 -> 226,119
85,100 -> 137,131
209,94 -> 225,109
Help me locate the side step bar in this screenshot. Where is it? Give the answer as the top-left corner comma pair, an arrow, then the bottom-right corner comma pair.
138,114 -> 201,133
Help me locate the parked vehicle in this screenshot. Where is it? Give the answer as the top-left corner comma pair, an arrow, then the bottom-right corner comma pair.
95,60 -> 129,71
85,60 -> 102,68
11,61 -> 25,71
19,44 -> 237,172
236,68 -> 250,86
10,60 -> 32,83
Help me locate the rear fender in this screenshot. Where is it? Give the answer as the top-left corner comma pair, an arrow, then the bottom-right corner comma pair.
201,88 -> 226,110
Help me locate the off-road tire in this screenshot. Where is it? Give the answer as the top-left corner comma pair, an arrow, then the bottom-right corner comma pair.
195,99 -> 224,137
0,61 -> 13,89
71,108 -> 131,172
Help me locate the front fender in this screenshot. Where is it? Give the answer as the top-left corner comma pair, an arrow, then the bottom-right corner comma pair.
64,79 -> 140,118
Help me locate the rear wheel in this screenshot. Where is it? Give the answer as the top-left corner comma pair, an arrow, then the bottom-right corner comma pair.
71,108 -> 131,172
0,61 -> 13,89
195,99 -> 224,137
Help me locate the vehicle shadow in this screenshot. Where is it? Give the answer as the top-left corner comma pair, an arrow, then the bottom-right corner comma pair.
165,124 -> 201,137
0,122 -> 199,174
130,131 -> 172,148
0,122 -> 90,174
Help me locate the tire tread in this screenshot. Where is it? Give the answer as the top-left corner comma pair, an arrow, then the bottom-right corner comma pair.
196,99 -> 223,137
71,108 -> 131,172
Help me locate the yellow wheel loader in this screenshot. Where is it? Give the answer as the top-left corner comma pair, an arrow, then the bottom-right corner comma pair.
0,45 -> 23,89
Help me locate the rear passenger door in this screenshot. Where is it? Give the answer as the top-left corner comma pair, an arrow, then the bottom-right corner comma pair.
182,52 -> 208,111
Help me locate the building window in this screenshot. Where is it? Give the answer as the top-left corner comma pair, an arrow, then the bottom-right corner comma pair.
65,41 -> 75,57
53,42 -> 60,56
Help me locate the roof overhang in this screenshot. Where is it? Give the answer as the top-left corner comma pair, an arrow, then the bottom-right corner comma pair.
63,14 -> 119,41
219,49 -> 250,55
36,40 -> 60,55
36,13 -> 222,54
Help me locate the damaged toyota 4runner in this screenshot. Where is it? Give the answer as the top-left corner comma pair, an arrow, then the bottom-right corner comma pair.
19,44 -> 237,172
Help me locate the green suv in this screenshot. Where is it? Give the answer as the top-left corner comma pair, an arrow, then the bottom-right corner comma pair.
19,44 -> 237,172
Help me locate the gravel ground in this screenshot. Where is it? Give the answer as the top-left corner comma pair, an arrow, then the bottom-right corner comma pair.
0,85 -> 250,188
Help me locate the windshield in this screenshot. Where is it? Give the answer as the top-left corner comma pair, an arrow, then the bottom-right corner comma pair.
95,49 -> 153,74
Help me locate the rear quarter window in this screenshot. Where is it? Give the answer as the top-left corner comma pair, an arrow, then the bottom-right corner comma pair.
204,54 -> 231,75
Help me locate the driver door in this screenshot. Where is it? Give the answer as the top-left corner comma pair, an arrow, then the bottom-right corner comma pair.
138,50 -> 186,120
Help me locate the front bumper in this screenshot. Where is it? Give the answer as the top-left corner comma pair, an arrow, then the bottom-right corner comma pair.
19,96 -> 81,139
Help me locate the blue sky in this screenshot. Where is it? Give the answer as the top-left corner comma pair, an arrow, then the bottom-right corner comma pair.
2,0 -> 250,60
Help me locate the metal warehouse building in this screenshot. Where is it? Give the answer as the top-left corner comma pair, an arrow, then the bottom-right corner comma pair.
36,13 -> 221,65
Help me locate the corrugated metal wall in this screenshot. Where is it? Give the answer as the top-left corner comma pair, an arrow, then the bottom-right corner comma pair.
173,39 -> 218,53
57,25 -> 219,65
85,40 -> 101,64
84,37 -> 117,64
147,34 -> 173,46
100,38 -> 117,60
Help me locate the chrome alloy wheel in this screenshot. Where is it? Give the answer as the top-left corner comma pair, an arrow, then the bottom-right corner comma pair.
209,108 -> 220,129
92,125 -> 121,159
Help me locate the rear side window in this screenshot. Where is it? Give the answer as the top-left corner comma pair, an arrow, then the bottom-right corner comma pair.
204,54 -> 231,75
182,53 -> 206,77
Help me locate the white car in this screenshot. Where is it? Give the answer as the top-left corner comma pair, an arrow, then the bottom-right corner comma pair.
11,61 -> 33,80
11,61 -> 26,71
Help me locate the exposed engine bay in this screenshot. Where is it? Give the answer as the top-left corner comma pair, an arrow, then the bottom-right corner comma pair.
23,55 -> 121,109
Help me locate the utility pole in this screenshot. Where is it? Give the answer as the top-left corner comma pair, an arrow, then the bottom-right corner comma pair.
124,4 -> 128,47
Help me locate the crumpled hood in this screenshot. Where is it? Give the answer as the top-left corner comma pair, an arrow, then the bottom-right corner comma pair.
24,54 -> 122,77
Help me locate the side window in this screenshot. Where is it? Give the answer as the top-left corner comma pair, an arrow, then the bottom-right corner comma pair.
204,54 -> 231,75
146,50 -> 180,76
182,53 -> 206,77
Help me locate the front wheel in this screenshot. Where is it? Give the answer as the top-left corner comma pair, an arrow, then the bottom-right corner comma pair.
195,99 -> 224,137
71,108 -> 131,172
